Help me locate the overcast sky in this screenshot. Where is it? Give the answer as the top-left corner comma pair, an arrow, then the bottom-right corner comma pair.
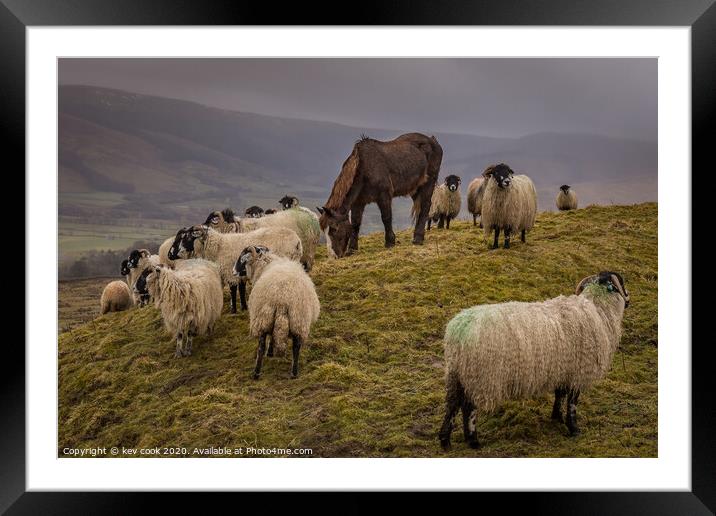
59,58 -> 657,141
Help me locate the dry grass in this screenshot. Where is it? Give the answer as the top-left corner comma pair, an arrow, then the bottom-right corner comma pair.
58,203 -> 657,457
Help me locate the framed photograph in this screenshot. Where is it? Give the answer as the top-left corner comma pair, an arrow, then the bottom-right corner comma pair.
6,0 -> 712,511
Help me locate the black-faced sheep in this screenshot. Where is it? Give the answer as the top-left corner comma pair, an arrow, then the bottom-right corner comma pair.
466,177 -> 486,227
168,224 -> 303,314
279,195 -> 300,210
100,280 -> 133,315
204,208 -> 241,233
427,174 -> 461,230
238,207 -> 321,272
233,246 -> 320,379
556,185 -> 578,211
134,259 -> 223,358
481,163 -> 537,249
438,271 -> 630,450
245,206 -> 264,218
126,249 -> 161,305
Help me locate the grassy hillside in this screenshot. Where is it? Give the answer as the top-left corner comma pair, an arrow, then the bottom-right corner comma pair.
58,203 -> 657,457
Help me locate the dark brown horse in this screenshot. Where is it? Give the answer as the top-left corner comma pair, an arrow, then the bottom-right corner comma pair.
317,133 -> 443,258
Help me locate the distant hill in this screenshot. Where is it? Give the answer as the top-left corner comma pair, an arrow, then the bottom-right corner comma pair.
58,84 -> 657,234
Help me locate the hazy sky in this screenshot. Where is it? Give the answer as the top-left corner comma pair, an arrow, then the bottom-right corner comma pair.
59,58 -> 657,141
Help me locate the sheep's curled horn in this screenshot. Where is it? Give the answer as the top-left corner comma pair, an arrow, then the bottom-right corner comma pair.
576,272 -> 630,307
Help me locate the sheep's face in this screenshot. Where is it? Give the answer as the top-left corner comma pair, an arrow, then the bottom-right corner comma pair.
560,185 -> 571,193
484,163 -> 514,189
120,259 -> 131,277
577,271 -> 630,308
169,226 -> 205,260
245,206 -> 264,218
317,206 -> 351,259
444,174 -> 461,192
127,249 -> 150,269
233,245 -> 269,279
279,195 -> 298,210
265,209 -> 277,215
134,266 -> 159,296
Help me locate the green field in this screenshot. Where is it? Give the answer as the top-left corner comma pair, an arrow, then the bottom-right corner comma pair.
58,203 -> 657,457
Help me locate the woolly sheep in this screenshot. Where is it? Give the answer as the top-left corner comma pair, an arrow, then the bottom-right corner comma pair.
427,174 -> 462,230
481,163 -> 537,249
245,205 -> 265,218
204,208 -> 242,233
556,185 -> 578,211
466,177 -> 486,227
238,207 -> 321,272
233,246 -> 320,379
168,224 -> 303,314
438,271 -> 630,450
126,249 -> 161,306
100,280 -> 133,315
158,236 -> 178,267
134,259 -> 223,358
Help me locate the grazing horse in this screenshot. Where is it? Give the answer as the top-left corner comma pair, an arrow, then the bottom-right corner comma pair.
317,133 -> 443,258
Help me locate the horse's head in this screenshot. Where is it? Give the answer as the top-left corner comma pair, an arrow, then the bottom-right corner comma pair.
317,206 -> 351,258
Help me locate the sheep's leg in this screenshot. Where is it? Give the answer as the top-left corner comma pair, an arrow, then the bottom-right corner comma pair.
521,229 -> 526,243
183,334 -> 193,357
238,282 -> 248,311
472,214 -> 477,226
377,196 -> 396,248
348,203 -> 365,253
229,285 -> 238,314
566,389 -> 581,435
266,335 -> 274,357
437,214 -> 445,229
439,371 -> 464,450
491,227 -> 500,249
174,333 -> 183,358
461,398 -> 480,449
253,334 -> 267,379
291,335 -> 302,378
551,388 -> 566,422
504,228 -> 511,249
446,216 -> 452,229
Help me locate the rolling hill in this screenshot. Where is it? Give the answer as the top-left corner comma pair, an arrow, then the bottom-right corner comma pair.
58,204 -> 657,458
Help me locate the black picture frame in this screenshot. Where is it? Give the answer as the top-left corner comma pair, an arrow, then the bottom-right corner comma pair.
5,0 -> 712,512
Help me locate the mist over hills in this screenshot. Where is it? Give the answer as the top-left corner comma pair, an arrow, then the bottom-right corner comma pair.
59,84 -> 657,228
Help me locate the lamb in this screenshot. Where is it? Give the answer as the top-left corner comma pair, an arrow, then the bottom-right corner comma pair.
438,271 -> 630,450
427,174 -> 461,230
239,207 -> 321,272
134,259 -> 223,358
556,185 -> 578,211
245,206 -> 265,218
480,163 -> 537,249
168,224 -> 303,314
466,176 -> 486,227
204,208 -> 241,233
100,280 -> 133,315
233,245 -> 320,379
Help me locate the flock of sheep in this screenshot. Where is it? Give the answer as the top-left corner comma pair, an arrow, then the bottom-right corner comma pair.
94,158 -> 632,451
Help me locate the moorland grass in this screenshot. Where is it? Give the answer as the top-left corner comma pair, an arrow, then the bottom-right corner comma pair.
58,203 -> 657,457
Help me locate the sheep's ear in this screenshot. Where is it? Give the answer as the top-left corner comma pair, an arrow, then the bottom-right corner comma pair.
575,274 -> 598,295
254,245 -> 269,255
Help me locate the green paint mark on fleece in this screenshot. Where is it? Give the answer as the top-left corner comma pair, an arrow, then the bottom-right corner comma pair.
445,305 -> 496,343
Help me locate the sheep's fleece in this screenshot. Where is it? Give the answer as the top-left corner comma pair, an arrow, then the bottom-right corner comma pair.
100,280 -> 133,314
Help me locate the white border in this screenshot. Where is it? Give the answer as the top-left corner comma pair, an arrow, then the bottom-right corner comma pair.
28,27 -> 690,491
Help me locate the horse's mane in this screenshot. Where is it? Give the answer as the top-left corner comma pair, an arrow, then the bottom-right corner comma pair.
325,138 -> 366,210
